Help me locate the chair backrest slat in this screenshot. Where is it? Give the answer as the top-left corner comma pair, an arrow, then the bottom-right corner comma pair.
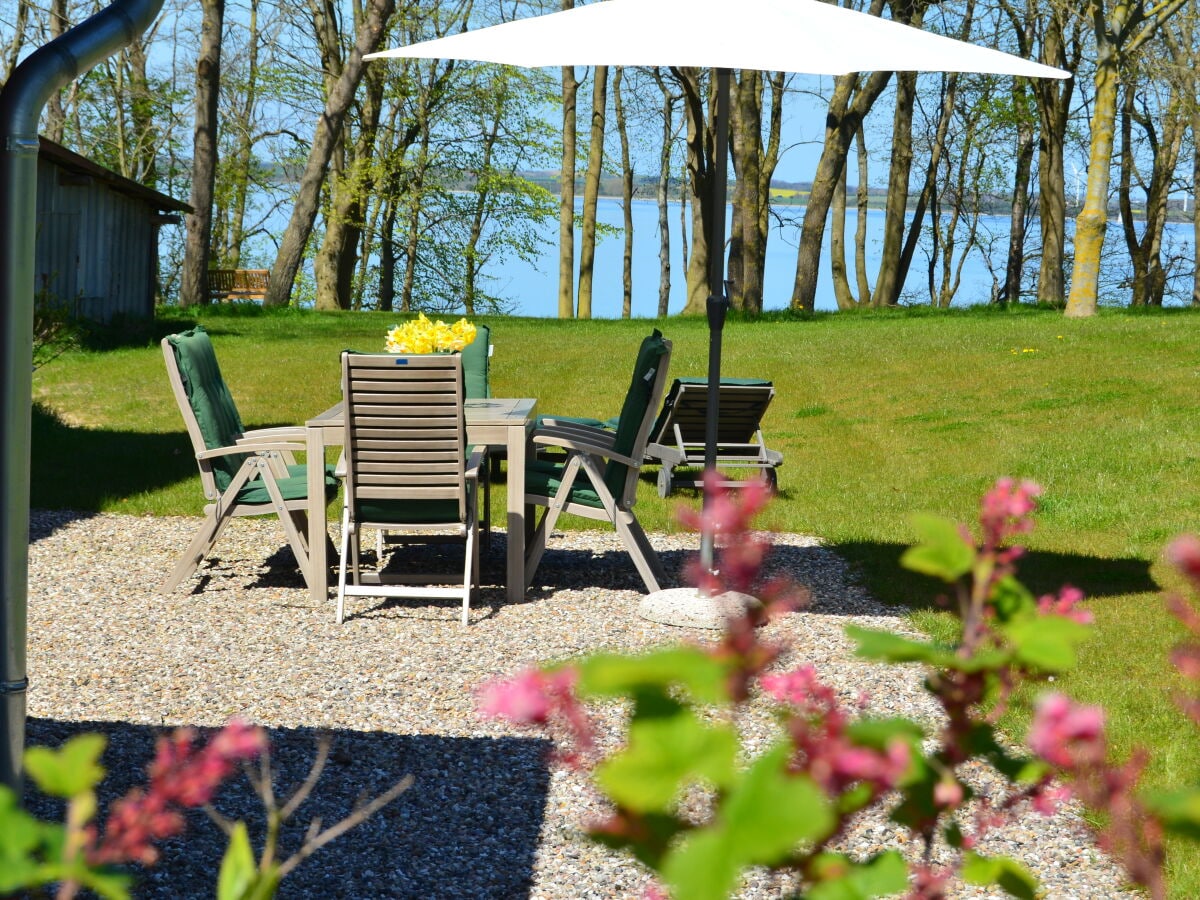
650,379 -> 775,446
341,353 -> 468,520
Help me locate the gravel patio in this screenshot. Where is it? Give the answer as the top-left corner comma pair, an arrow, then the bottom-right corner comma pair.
23,509 -> 1130,898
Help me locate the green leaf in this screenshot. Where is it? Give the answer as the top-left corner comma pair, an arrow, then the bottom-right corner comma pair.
901,514 -> 976,582
846,626 -> 956,667
596,708 -> 739,812
578,647 -> 731,705
0,785 -> 54,892
661,826 -> 740,900
989,575 -> 1037,622
844,717 -> 925,751
1003,615 -> 1091,673
721,745 -> 835,863
806,851 -> 908,899
1146,787 -> 1200,840
24,734 -> 107,798
961,851 -> 1039,900
218,822 -> 259,900
659,747 -> 835,900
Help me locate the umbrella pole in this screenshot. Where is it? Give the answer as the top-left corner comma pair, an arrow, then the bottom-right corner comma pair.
699,67 -> 731,590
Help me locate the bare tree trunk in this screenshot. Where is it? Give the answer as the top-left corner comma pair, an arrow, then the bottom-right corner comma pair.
1065,0 -> 1190,317
314,55 -> 386,310
557,2 -> 580,319
1118,78 -> 1185,307
2,0 -> 30,83
895,69 -> 959,305
854,127 -> 873,304
654,71 -> 678,316
790,62 -> 890,312
577,65 -> 608,319
674,66 -> 718,314
830,149 -> 854,310
43,0 -> 66,141
179,0 -> 225,308
264,0 -> 395,308
875,64 -> 917,308
614,67 -> 634,319
1000,80 -> 1036,304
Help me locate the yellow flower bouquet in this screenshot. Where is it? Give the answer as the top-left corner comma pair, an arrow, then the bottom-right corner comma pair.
385,313 -> 476,354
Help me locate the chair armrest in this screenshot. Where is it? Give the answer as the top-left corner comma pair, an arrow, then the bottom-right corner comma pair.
532,433 -> 639,468
238,426 -> 305,445
533,425 -> 617,452
534,421 -> 618,448
465,445 -> 488,480
196,442 -> 305,460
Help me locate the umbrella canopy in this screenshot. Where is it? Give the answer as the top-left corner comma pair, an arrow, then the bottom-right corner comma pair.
366,0 -> 1068,79
367,0 -> 1069,586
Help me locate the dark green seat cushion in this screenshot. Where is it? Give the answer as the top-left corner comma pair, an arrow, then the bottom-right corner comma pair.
524,461 -> 604,510
237,463 -> 339,506
167,325 -> 247,491
355,498 -> 463,525
461,323 -> 491,400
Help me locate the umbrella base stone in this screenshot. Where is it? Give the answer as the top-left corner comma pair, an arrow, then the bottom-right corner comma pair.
637,587 -> 762,629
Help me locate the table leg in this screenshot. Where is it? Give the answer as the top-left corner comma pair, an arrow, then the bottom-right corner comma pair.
506,424 -> 527,605
307,427 -> 328,605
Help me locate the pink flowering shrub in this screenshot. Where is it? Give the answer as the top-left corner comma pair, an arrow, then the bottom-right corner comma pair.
479,474 -> 1200,899
0,721 -> 412,900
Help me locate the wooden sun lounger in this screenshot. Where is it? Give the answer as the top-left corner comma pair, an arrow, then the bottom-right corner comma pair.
644,377 -> 783,497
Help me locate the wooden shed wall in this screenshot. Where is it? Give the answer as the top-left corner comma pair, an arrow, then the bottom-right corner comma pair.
35,158 -> 156,323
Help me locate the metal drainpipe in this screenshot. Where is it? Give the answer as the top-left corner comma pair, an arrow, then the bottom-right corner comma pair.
0,0 -> 165,795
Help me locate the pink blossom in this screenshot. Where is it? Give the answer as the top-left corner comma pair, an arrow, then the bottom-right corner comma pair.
90,720 -> 265,867
1031,783 -> 1072,816
1028,693 -> 1106,769
477,667 -> 594,763
764,666 -> 910,794
933,778 -> 964,809
1167,534 -> 1200,589
980,478 -> 1042,547
1037,585 -> 1093,624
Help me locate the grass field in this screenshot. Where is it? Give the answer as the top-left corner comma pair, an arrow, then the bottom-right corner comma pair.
30,304 -> 1200,894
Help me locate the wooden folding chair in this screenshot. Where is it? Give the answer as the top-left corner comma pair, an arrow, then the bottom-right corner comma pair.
338,352 -> 484,625
160,326 -> 338,593
523,330 -> 673,593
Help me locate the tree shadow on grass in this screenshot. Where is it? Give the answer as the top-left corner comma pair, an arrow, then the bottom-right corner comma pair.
23,717 -> 552,899
31,403 -> 196,512
831,540 -> 1159,611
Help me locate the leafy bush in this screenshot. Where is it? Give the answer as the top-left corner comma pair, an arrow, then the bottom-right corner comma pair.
481,475 -> 1200,899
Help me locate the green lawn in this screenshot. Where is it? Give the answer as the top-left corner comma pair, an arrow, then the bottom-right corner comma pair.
31,304 -> 1200,894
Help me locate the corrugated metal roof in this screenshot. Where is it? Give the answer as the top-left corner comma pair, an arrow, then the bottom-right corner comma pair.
37,137 -> 192,214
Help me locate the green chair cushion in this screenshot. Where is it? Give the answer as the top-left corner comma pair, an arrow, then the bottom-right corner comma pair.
168,325 -> 248,492
461,323 -> 491,400
237,463 -> 338,506
355,498 -> 464,525
524,461 -> 604,510
603,329 -> 669,501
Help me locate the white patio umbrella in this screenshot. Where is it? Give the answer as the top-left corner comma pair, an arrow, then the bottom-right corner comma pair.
367,0 -> 1069,624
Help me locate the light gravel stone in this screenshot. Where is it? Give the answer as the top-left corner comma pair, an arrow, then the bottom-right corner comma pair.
22,510 -> 1131,898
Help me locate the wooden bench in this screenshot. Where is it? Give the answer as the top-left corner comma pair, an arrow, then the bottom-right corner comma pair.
209,269 -> 270,302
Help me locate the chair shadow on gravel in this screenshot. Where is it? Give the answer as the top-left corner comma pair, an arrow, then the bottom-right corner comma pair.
23,717 -> 553,899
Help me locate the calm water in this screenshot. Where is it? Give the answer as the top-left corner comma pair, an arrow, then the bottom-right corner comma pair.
488,196 -> 1197,317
